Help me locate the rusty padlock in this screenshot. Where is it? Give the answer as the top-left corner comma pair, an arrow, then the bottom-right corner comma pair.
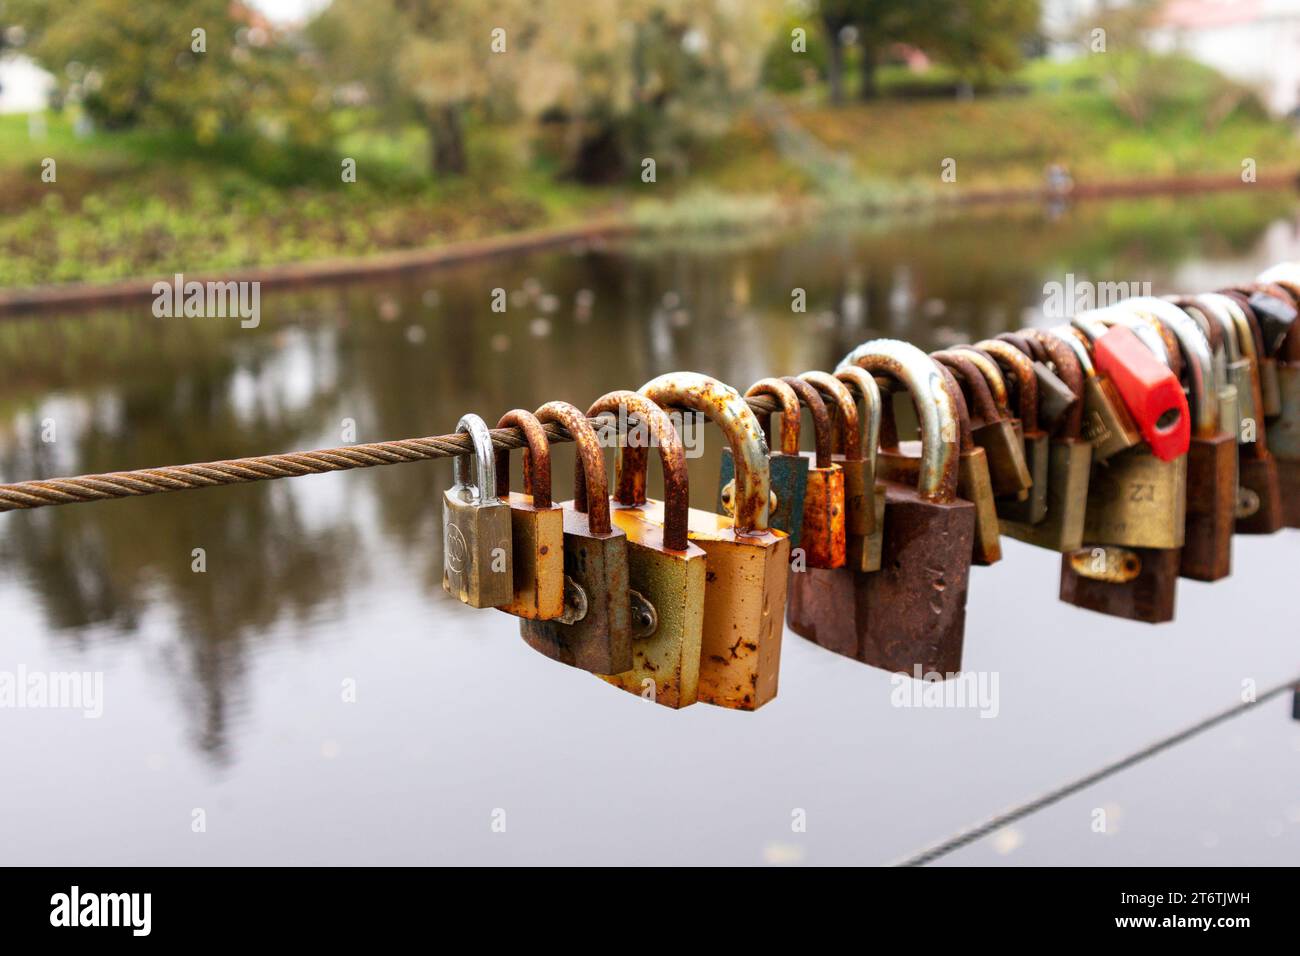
835,339 -> 975,677
1252,265 -> 1300,528
800,370 -> 879,570
493,409 -> 566,621
718,378 -> 808,547
934,349 -> 1031,498
1175,296 -> 1242,455
640,372 -> 791,711
1152,304 -> 1236,582
968,340 -> 1050,524
1221,284 -> 1291,416
443,413 -> 514,608
997,331 -> 1092,552
1059,545 -> 1181,625
999,330 -> 1079,430
519,402 -> 633,674
587,390 -> 707,709
832,365 -> 887,572
782,376 -> 847,570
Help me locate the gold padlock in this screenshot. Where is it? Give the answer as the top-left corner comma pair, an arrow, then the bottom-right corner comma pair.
782,376 -> 847,570
639,372 -> 790,711
587,390 -> 708,709
493,409 -> 565,621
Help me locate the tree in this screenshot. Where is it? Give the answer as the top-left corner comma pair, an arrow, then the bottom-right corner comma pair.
6,0 -> 325,146
310,0 -> 543,177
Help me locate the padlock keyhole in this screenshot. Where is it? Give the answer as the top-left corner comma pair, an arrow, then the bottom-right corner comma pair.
1154,408 -> 1181,433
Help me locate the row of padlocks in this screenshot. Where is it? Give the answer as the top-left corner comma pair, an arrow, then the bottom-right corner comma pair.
440,263 -> 1300,711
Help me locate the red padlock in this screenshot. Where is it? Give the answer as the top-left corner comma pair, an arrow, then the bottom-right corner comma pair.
1092,324 -> 1190,462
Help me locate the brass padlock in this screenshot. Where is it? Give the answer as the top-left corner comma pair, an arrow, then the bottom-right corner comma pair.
834,340 -> 975,676
782,376 -> 847,570
1152,304 -> 1236,581
519,402 -> 633,674
832,365 -> 887,573
997,332 -> 1092,552
442,413 -> 514,608
799,370 -> 878,569
1051,322 -> 1141,463
934,349 -> 1031,498
718,378 -> 809,547
587,390 -> 707,709
640,372 -> 791,711
967,340 -> 1050,523
1213,291 -> 1284,534
493,409 -> 566,621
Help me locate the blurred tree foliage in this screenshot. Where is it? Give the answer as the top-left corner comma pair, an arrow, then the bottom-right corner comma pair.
6,0 -> 327,147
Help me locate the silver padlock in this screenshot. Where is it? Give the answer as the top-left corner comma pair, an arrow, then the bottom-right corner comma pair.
443,414 -> 514,608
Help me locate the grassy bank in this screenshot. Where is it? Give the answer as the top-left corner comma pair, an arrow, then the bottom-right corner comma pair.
3,55 -> 1297,288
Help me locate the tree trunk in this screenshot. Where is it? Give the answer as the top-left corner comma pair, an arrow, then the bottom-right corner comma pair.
428,105 -> 467,176
860,44 -> 879,101
821,17 -> 844,105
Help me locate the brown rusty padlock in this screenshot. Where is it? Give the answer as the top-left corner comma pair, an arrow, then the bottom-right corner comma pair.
639,372 -> 790,711
1214,291 -> 1284,534
1151,303 -> 1235,581
493,409 -> 566,621
799,370 -> 879,571
934,349 -> 1031,499
519,402 -> 633,674
997,331 -> 1092,552
1059,545 -> 1181,624
587,390 -> 707,709
966,340 -> 1049,523
782,376 -> 847,570
832,365 -> 887,572
834,339 -> 975,676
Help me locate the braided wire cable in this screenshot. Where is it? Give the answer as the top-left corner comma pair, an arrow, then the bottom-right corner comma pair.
0,395 -> 785,513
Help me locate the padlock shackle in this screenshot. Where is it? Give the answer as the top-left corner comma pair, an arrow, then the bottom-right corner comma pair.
1226,282 -> 1297,357
1254,264 -> 1300,360
744,378 -> 802,457
494,409 -> 553,508
833,365 -> 881,478
781,377 -> 834,469
1149,301 -> 1219,436
1116,298 -> 1196,378
799,371 -> 862,461
949,346 -> 1012,416
998,330 -> 1046,364
1025,328 -> 1086,439
1095,308 -> 1174,367
1217,288 -> 1271,363
837,340 -> 960,502
932,365 -> 974,448
1048,326 -> 1096,377
969,340 -> 1040,433
1197,294 -> 1245,361
640,372 -> 773,533
1071,312 -> 1110,343
932,351 -> 1002,428
453,414 -> 497,503
586,390 -> 690,553
533,401 -> 612,535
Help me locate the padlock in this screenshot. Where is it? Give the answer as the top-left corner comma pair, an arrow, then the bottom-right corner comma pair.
1090,320 -> 1190,461
1250,266 -> 1300,528
933,349 -> 1032,497
1151,304 -> 1236,582
639,372 -> 791,711
799,370 -> 879,570
518,402 -> 633,674
834,339 -> 975,676
998,331 -> 1078,430
1059,545 -> 1180,624
1177,296 -> 1242,450
1210,292 -> 1284,534
782,376 -> 847,570
832,365 -> 887,572
996,332 -> 1092,552
442,413 -> 514,608
1050,322 -> 1142,463
878,361 -> 998,565
1220,288 -> 1284,417
718,378 -> 808,547
493,409 -> 566,620
587,390 -> 707,709
967,340 -> 1050,524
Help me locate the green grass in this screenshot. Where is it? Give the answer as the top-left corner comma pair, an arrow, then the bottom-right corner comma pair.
2,53 -> 1297,287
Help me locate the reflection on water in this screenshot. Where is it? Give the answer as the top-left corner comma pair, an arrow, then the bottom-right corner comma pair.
2,192 -> 1299,863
